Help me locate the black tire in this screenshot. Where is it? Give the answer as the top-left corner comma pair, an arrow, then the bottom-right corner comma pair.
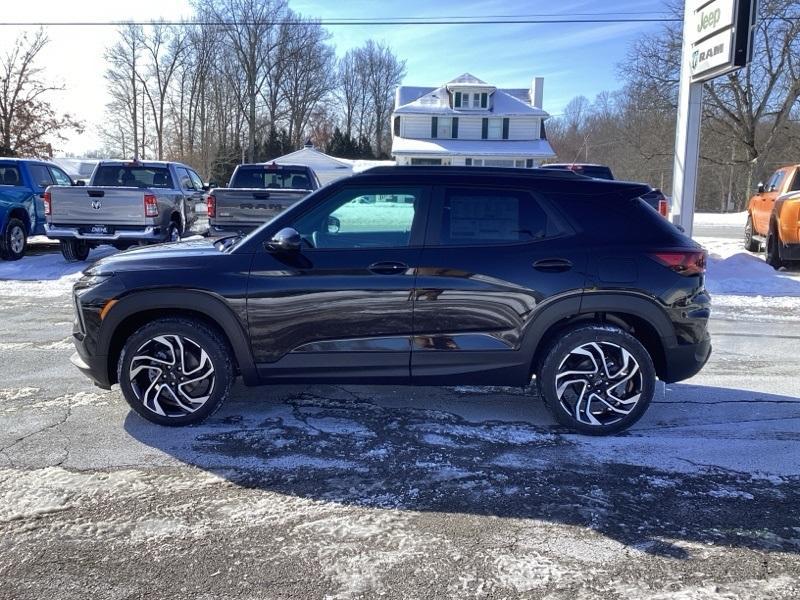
765,223 -> 784,270
537,324 -> 656,435
60,239 -> 91,262
744,214 -> 760,252
117,317 -> 233,426
167,221 -> 181,242
0,218 -> 27,261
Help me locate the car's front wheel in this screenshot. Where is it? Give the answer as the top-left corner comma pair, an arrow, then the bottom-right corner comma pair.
117,317 -> 233,426
765,223 -> 784,270
537,324 -> 656,435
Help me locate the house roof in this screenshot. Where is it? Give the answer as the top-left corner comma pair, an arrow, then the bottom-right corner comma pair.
447,73 -> 487,85
391,137 -> 555,158
273,147 -> 353,171
394,83 -> 548,118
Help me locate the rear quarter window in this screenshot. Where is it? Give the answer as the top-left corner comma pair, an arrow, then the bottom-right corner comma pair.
0,165 -> 21,186
547,191 -> 684,244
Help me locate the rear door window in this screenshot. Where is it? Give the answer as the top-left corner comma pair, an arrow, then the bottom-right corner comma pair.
28,164 -> 55,189
0,165 -> 21,186
188,169 -> 205,191
434,188 -> 558,246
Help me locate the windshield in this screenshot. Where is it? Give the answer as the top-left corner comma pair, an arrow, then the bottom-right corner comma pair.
230,166 -> 312,190
93,166 -> 174,188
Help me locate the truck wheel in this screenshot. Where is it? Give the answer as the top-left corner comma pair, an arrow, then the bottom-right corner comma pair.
765,224 -> 784,270
0,218 -> 27,261
744,215 -> 760,252
60,239 -> 91,262
167,222 -> 181,242
536,324 -> 655,435
117,317 -> 233,426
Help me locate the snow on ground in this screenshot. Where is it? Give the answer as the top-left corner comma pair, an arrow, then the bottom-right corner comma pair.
699,236 -> 800,297
694,211 -> 747,227
0,245 -> 118,297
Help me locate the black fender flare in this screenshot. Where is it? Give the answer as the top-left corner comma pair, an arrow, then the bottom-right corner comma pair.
99,289 -> 258,385
520,291 -> 675,365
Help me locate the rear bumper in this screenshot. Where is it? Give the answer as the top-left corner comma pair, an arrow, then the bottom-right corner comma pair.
660,335 -> 712,383
45,224 -> 164,242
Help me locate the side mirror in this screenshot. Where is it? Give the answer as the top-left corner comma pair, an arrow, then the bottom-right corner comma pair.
327,215 -> 341,234
265,227 -> 301,252
202,184 -> 211,192
75,180 -> 86,187
757,182 -> 765,194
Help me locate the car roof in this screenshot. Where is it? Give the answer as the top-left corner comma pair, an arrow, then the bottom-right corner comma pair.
541,163 -> 611,168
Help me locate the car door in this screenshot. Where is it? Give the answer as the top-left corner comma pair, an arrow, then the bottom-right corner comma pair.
411,185 -> 587,386
756,170 -> 784,233
246,183 -> 430,383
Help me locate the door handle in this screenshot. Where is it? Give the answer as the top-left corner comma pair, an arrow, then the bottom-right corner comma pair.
533,258 -> 573,272
368,261 -> 409,275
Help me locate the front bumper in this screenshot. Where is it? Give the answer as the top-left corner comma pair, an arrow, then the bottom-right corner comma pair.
660,334 -> 712,383
45,224 -> 164,242
779,242 -> 800,261
70,349 -> 112,390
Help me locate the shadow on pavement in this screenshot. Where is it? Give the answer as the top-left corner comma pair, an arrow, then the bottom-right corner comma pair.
124,382 -> 800,559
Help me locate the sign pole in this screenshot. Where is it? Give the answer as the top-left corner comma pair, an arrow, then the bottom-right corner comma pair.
672,5 -> 704,238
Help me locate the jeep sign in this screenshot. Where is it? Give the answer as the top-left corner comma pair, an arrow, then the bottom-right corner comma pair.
688,0 -> 757,83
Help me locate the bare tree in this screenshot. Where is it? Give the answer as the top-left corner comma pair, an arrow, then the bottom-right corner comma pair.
104,24 -> 143,158
0,29 -> 81,156
139,21 -> 188,160
361,40 -> 406,157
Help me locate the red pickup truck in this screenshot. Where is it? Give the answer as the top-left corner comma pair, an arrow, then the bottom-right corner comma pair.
745,164 -> 800,268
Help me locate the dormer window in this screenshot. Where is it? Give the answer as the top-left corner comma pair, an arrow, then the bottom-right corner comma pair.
453,90 -> 488,110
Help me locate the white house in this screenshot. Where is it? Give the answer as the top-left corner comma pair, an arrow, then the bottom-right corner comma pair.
390,73 -> 555,168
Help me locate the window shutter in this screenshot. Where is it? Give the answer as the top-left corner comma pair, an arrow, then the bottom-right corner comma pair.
481,118 -> 488,139
431,116 -> 438,138
481,93 -> 488,108
502,118 -> 509,140
452,117 -> 459,139
393,117 -> 400,136
465,158 -> 472,166
454,91 -> 461,107
526,159 -> 534,168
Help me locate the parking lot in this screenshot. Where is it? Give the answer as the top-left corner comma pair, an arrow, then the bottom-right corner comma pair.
1,241 -> 799,599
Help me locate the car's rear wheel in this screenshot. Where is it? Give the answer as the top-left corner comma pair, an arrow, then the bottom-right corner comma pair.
765,223 -> 784,270
744,214 -> 760,252
60,239 -> 90,262
537,324 -> 655,435
0,218 -> 27,261
117,317 -> 233,426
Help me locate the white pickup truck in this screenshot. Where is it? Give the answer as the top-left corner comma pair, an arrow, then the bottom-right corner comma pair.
45,160 -> 204,261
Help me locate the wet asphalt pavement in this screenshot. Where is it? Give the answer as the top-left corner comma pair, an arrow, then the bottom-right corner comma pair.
0,243 -> 799,599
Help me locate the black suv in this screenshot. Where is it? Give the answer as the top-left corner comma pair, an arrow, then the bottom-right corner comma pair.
70,167 -> 711,435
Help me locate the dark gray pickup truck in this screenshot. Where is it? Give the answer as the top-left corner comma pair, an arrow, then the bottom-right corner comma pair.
208,163 -> 319,236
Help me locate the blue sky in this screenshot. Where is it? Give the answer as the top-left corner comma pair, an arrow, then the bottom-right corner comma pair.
3,0 -> 671,154
292,0 -> 671,115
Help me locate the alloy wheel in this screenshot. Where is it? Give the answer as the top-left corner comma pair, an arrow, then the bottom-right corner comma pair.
128,334 -> 215,417
9,225 -> 25,255
554,341 -> 644,427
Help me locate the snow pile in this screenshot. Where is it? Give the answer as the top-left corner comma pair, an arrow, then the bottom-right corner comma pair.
694,211 -> 747,227
699,237 -> 800,297
335,158 -> 396,174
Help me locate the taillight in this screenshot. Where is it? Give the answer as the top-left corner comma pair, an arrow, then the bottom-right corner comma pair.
658,198 -> 669,218
207,194 -> 216,218
144,194 -> 158,217
43,191 -> 51,215
650,251 -> 707,276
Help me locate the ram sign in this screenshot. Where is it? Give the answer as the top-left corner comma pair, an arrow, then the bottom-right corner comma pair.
688,0 -> 757,83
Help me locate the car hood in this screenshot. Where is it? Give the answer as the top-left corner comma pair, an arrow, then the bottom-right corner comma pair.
86,238 -> 228,275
